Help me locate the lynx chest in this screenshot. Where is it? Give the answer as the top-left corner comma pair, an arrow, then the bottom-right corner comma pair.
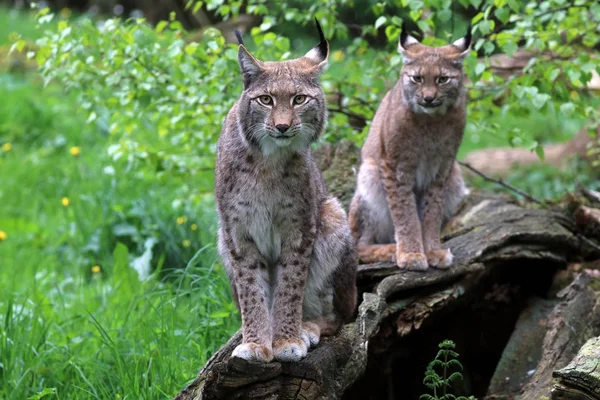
231,160 -> 312,265
410,126 -> 460,193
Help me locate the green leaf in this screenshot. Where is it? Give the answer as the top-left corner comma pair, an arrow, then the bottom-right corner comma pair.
494,7 -> 510,24
475,63 -> 486,76
532,93 -> 550,109
548,68 -> 560,82
156,21 -> 168,33
437,9 -> 452,22
193,1 -> 204,14
210,311 -> 231,318
477,20 -> 492,35
560,102 -> 575,116
28,388 -> 57,400
385,25 -> 400,42
375,16 -> 387,29
535,143 -> 545,161
501,41 -> 518,57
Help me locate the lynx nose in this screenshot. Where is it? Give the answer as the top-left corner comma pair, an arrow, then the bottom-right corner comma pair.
276,124 -> 290,133
423,96 -> 435,104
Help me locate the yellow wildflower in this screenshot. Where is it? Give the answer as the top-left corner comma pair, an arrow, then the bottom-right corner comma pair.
91,265 -> 101,273
2,143 -> 12,152
176,216 -> 187,225
191,223 -> 198,231
61,197 -> 70,207
0,231 -> 7,241
182,239 -> 191,248
60,8 -> 72,18
69,146 -> 81,157
332,50 -> 345,62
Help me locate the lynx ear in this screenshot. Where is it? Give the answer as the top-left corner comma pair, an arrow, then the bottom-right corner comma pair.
238,44 -> 263,89
450,24 -> 472,62
398,22 -> 420,64
304,18 -> 329,74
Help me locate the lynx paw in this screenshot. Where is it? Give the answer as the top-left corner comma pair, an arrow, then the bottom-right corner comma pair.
273,338 -> 308,362
426,249 -> 453,269
231,342 -> 273,363
397,252 -> 428,271
301,322 -> 321,349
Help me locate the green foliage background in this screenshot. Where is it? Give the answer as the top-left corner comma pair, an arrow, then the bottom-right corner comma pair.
0,0 -> 599,398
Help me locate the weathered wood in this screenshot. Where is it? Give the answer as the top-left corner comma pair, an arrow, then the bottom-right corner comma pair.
552,336 -> 600,400
518,274 -> 600,400
485,297 -> 559,399
172,142 -> 598,400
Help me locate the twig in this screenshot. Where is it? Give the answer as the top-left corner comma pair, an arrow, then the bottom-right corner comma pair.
327,107 -> 367,123
458,160 -> 543,204
577,233 -> 600,254
534,5 -> 587,19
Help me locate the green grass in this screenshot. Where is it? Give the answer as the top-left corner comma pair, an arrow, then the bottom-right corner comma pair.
0,73 -> 238,399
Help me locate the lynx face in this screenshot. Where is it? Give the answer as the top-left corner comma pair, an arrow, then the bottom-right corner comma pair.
398,30 -> 471,115
235,34 -> 329,156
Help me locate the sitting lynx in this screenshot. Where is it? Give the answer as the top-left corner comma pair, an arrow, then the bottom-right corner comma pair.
215,20 -> 357,363
349,24 -> 471,271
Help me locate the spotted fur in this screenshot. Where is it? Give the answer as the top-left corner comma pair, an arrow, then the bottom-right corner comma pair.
216,20 -> 357,363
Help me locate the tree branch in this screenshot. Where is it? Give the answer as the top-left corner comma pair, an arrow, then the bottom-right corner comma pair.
458,161 -> 543,204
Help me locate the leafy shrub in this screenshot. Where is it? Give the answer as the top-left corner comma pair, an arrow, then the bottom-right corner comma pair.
12,0 -> 599,203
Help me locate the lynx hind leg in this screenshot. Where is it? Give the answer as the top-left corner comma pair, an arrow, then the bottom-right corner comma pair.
443,162 -> 467,224
351,158 -> 395,255
301,321 -> 321,349
303,197 -> 358,343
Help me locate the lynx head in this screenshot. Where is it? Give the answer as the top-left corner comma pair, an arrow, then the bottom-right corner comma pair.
234,20 -> 329,156
398,24 -> 471,116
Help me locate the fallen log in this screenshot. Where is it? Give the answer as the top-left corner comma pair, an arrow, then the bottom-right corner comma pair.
552,336 -> 600,400
486,273 -> 600,400
173,142 -> 599,400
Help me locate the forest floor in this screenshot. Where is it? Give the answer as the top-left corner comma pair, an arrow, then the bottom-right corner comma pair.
0,6 -> 598,400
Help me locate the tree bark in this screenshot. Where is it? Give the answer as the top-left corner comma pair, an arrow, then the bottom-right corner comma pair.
552,336 -> 600,400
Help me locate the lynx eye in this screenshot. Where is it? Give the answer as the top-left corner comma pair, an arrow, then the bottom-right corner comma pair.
257,95 -> 273,106
293,95 -> 307,105
410,75 -> 423,84
437,76 -> 450,84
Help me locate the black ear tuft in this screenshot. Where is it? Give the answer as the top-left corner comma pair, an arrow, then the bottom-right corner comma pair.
314,17 -> 328,59
463,24 -> 472,49
400,22 -> 409,48
234,29 -> 244,46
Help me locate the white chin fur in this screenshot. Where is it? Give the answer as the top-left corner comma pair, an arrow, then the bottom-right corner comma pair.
412,103 -> 449,116
259,132 -> 310,156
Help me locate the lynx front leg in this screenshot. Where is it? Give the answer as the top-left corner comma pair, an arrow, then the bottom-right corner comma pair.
271,223 -> 316,362
219,229 -> 273,363
380,157 -> 428,271
421,164 -> 454,269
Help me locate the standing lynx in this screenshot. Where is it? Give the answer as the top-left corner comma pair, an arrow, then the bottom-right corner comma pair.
215,21 -> 357,363
348,25 -> 471,271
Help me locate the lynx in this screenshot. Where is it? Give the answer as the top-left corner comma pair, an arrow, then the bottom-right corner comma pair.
348,24 -> 471,271
215,21 -> 357,363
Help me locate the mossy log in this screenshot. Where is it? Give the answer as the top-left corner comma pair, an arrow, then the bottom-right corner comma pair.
173,142 -> 600,400
552,336 -> 600,400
